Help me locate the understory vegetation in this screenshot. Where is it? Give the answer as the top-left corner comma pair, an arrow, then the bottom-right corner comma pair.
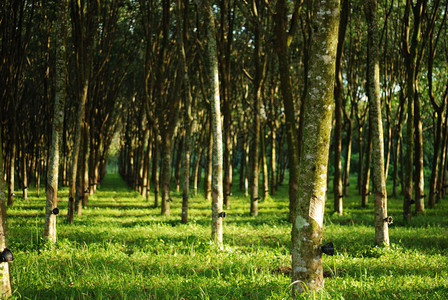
7,173 -> 448,299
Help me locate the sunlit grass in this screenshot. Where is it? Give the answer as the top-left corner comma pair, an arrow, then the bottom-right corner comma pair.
5,173 -> 448,299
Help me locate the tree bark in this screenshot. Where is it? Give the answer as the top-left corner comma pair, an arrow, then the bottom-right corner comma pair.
199,0 -> 224,245
274,0 -> 300,222
291,0 -> 339,294
333,0 -> 349,216
365,0 -> 390,247
179,0 -> 192,224
0,124 -> 12,297
44,0 -> 67,235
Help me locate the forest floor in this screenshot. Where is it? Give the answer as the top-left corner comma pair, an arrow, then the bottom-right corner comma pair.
6,173 -> 448,299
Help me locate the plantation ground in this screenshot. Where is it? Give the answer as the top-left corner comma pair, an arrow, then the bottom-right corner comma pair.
6,173 -> 448,299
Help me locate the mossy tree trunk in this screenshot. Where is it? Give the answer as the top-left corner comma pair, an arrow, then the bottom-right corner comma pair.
364,0 -> 390,247
291,0 -> 339,295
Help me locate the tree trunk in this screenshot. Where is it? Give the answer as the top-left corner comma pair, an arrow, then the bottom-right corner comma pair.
270,123 -> 277,195
43,0 -> 67,237
414,91 -> 424,214
0,135 -> 12,297
261,125 -> 269,199
343,115 -> 352,197
160,134 -> 172,216
365,0 -> 389,247
199,0 -> 224,245
67,80 -> 88,224
22,155 -> 28,201
274,0 -> 299,222
333,0 -> 349,216
179,0 -> 192,224
151,134 -> 160,208
291,0 -> 339,294
362,123 -> 372,208
7,137 -> 15,207
402,0 -> 424,223
204,125 -> 213,201
357,124 -> 364,195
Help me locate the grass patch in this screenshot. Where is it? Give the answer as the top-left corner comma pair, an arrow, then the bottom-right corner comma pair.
6,174 -> 448,299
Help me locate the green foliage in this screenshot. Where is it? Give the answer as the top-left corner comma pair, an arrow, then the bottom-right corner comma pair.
5,174 -> 448,299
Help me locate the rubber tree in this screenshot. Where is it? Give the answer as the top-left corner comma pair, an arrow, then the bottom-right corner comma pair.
197,0 -> 225,245
401,0 -> 424,223
0,131 -> 12,297
274,0 -> 302,222
364,0 -> 390,247
291,0 -> 339,295
67,0 -> 97,223
333,0 -> 349,216
44,0 -> 68,242
179,0 -> 193,224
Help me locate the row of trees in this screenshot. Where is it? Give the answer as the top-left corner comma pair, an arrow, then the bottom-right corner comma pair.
1,0 -> 448,297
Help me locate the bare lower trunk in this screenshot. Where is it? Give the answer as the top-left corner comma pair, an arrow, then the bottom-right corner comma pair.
362,125 -> 372,208
343,118 -> 352,197
7,142 -> 15,207
291,0 -> 339,294
152,134 -> 160,208
160,135 -> 172,216
68,80 -> 88,224
414,97 -> 424,214
204,127 -> 213,201
0,139 -> 12,297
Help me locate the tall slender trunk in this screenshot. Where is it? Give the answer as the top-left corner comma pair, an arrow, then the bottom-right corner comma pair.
199,0 -> 224,244
179,0 -> 192,223
333,0 -> 349,216
67,80 -> 88,224
274,0 -> 299,222
0,135 -> 12,298
365,0 -> 389,247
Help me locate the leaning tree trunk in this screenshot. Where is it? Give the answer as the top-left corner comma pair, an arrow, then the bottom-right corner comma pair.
291,0 -> 339,295
365,0 -> 390,247
0,126 -> 12,297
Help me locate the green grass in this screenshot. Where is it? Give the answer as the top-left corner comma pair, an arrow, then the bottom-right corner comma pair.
6,173 -> 448,299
